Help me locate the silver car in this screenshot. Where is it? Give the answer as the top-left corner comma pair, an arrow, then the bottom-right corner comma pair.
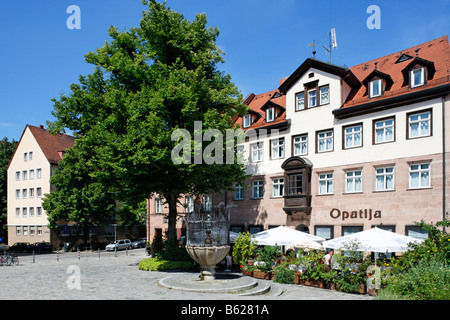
105,239 -> 132,251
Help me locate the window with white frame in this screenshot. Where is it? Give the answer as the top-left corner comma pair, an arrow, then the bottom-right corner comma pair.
346,170 -> 362,193
155,198 -> 163,214
30,226 -> 35,236
408,110 -> 431,138
271,138 -> 284,159
317,130 -> 333,152
251,143 -> 263,162
37,226 -> 42,236
243,114 -> 251,128
15,171 -> 20,181
22,170 -> 27,180
344,124 -> 362,149
234,184 -> 244,200
293,134 -> 308,156
22,207 -> 27,217
374,118 -> 394,144
272,178 -> 284,197
370,79 -> 382,98
29,188 -> 34,198
36,187 -> 42,198
409,163 -> 430,189
266,107 -> 275,122
29,152 -> 33,161
29,207 -> 34,216
185,196 -> 194,213
376,167 -> 394,191
411,67 -> 425,88
252,180 -> 264,199
23,226 -> 28,236
288,174 -> 303,195
22,189 -> 27,199
37,168 -> 42,179
308,90 -> 317,107
24,152 -> 28,162
36,207 -> 42,216
15,189 -> 20,199
318,173 -> 333,194
16,227 -> 21,236
29,169 -> 34,180
320,85 -> 329,104
296,92 -> 305,111
15,208 -> 20,217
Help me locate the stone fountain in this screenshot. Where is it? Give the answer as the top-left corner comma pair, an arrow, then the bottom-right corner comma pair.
185,202 -> 231,281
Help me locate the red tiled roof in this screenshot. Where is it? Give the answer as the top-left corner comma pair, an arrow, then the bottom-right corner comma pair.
343,35 -> 450,108
237,89 -> 287,130
28,125 -> 75,164
237,36 -> 450,127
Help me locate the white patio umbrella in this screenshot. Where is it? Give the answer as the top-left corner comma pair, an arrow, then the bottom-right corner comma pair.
253,226 -> 325,247
294,238 -> 324,250
322,227 -> 424,253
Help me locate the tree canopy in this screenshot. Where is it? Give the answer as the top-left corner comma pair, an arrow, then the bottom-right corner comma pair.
46,0 -> 248,240
0,137 -> 17,242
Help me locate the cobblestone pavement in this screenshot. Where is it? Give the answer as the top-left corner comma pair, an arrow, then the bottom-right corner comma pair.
0,249 -> 372,301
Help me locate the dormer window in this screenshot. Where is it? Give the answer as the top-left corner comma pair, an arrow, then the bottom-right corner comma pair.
243,114 -> 251,128
411,67 -> 425,88
296,92 -> 305,111
370,79 -> 382,98
266,107 -> 275,122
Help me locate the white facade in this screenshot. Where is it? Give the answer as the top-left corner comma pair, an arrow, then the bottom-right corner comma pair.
7,126 -> 53,244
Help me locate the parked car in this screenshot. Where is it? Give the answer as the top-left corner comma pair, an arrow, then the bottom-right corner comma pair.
131,238 -> 146,249
0,243 -> 9,252
105,239 -> 132,251
9,242 -> 30,252
26,242 -> 52,253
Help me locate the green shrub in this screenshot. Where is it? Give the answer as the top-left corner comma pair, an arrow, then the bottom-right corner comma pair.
138,257 -> 197,272
377,257 -> 450,300
273,262 -> 295,284
233,232 -> 257,264
255,246 -> 281,272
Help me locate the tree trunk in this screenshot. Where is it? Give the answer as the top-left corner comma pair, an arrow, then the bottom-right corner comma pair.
165,194 -> 179,241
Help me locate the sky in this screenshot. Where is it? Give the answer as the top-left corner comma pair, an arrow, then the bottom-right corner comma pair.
0,0 -> 449,141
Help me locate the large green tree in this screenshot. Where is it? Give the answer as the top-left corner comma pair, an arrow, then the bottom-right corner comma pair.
42,139 -> 118,245
0,137 -> 18,242
47,0 -> 248,241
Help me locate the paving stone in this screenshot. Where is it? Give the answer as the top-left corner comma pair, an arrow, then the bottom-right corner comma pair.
0,249 -> 372,301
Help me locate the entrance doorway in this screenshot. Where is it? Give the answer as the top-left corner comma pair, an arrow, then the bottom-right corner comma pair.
295,224 -> 310,234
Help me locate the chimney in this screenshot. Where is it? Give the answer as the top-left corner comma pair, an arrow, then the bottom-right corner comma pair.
39,125 -> 44,130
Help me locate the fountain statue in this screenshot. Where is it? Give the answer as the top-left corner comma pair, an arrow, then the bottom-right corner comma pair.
185,202 -> 231,281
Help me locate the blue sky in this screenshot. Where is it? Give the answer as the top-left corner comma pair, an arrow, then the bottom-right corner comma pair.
1,0 -> 449,141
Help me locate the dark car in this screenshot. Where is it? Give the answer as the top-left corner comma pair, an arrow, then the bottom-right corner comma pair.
10,242 -> 30,252
26,242 -> 52,253
131,238 -> 146,249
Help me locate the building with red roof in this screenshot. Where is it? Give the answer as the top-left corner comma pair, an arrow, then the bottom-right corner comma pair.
147,36 -> 450,244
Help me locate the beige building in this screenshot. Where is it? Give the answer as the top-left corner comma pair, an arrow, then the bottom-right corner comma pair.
7,125 -> 75,247
147,35 -> 450,242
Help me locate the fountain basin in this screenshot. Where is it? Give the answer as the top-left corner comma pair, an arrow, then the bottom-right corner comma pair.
186,245 -> 230,281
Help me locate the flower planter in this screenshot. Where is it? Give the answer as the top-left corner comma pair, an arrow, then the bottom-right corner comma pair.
242,270 -> 253,277
310,279 -> 326,288
368,288 -> 378,296
253,270 -> 271,280
359,284 -> 367,294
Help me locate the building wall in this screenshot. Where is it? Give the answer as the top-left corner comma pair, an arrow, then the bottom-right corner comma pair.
7,127 -> 52,245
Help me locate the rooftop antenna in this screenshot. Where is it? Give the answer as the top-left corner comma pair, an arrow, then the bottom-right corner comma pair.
308,40 -> 317,58
323,28 -> 338,63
